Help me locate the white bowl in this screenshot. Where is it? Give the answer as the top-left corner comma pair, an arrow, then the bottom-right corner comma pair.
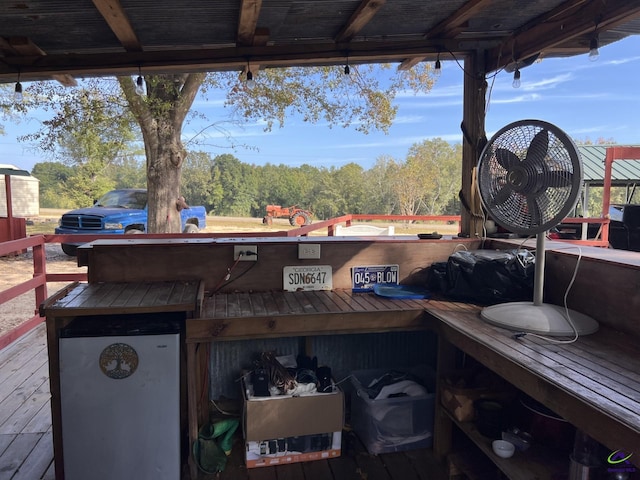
492,439 -> 515,458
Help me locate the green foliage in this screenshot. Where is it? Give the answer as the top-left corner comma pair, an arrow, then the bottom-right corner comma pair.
12,64 -> 441,224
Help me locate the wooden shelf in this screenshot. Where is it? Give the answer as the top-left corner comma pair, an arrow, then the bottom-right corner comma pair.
444,409 -> 569,480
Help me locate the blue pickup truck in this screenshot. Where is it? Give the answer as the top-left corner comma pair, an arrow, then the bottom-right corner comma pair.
55,188 -> 207,255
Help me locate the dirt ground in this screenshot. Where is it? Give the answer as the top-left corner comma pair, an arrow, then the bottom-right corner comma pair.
0,243 -> 84,337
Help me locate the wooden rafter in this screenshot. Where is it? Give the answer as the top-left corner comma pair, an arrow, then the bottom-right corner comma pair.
0,36 -> 77,86
490,0 -> 640,70
335,0 -> 386,43
237,0 -> 263,46
91,0 -> 142,52
426,0 -> 494,39
398,0 -> 493,71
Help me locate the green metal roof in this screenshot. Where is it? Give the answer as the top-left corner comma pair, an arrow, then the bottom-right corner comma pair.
578,145 -> 640,186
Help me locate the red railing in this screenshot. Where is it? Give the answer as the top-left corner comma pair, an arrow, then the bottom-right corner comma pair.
0,214 -> 461,348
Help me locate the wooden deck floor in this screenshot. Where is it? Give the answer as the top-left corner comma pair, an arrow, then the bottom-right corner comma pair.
0,323 -> 54,480
0,323 -> 447,480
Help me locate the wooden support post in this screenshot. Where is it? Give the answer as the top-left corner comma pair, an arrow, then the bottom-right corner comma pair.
460,52 -> 487,238
433,333 -> 457,462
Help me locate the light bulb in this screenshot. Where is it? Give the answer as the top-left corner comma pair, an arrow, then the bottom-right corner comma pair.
589,37 -> 599,61
135,75 -> 145,95
512,69 -> 521,88
14,82 -> 23,103
344,64 -> 350,75
434,59 -> 442,77
246,70 -> 256,89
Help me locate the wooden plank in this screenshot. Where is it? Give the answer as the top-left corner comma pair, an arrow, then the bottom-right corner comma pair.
0,351 -> 49,423
0,433 -> 16,456
186,310 -> 427,342
0,432 -> 41,479
301,458 -> 333,480
326,452 -> 361,479
21,401 -> 52,435
272,462 -> 304,480
379,452 -> 420,480
429,310 -> 640,462
9,431 -> 53,480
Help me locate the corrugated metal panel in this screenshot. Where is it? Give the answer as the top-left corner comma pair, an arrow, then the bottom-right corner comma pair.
0,174 -> 40,217
578,146 -> 640,185
208,331 -> 437,399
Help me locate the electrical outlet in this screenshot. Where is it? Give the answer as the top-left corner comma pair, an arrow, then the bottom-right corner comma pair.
298,243 -> 321,259
234,245 -> 258,261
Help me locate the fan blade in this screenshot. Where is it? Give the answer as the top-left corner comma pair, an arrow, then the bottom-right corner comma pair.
544,170 -> 573,188
495,148 -> 520,170
524,129 -> 549,167
526,194 -> 543,226
490,185 -> 512,207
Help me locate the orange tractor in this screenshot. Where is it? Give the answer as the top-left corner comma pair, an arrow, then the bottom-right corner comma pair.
263,205 -> 313,226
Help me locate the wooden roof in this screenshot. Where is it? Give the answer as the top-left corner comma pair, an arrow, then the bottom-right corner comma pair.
1,0 -> 640,83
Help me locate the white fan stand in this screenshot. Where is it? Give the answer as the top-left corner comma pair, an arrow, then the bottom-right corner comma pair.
480,234 -> 599,336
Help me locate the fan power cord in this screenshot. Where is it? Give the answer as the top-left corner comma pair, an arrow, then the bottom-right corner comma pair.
512,245 -> 584,345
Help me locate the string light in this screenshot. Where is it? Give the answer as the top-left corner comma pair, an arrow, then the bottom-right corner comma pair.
135,66 -> 145,96
14,76 -> 23,103
589,36 -> 599,61
512,68 -> 521,88
245,61 -> 256,89
434,53 -> 442,77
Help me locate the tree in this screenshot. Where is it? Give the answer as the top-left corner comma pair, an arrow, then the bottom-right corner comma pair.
14,63 -> 437,231
31,162 -> 75,208
21,82 -> 141,207
405,138 -> 462,215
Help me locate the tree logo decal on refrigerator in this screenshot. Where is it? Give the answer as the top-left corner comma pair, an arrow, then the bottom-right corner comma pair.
99,343 -> 139,379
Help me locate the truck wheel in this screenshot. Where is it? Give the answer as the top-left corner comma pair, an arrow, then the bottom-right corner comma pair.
61,244 -> 78,256
183,224 -> 199,233
125,229 -> 143,234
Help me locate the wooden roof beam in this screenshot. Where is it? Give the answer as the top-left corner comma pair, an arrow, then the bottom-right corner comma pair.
490,0 -> 640,71
1,36 -> 77,86
335,0 -> 386,43
92,0 -> 142,52
399,0 -> 493,71
426,0 -> 494,39
237,0 -> 263,46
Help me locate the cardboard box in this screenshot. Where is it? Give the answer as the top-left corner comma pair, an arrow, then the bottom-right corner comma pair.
245,432 -> 342,468
241,378 -> 344,468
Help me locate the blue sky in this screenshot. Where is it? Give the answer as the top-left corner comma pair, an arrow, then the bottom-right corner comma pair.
4,34 -> 639,173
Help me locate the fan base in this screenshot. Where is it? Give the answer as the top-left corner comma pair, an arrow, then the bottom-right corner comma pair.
481,302 -> 599,337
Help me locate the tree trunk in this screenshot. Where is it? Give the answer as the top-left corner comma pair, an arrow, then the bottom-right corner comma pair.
118,73 -> 206,233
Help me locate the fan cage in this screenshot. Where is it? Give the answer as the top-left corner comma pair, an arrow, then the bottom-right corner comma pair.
478,120 -> 583,235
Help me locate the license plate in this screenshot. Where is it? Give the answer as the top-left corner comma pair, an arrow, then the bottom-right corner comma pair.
283,265 -> 333,292
352,265 -> 399,292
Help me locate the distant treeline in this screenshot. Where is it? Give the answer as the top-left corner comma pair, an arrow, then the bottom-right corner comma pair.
32,138 -> 463,219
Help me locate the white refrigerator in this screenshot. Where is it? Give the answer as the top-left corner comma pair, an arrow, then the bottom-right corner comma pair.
59,317 -> 181,480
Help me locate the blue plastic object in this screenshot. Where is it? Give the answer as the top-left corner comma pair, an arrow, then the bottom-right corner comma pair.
373,284 -> 430,299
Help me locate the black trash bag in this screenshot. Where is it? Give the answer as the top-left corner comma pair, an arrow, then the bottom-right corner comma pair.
429,250 -> 535,305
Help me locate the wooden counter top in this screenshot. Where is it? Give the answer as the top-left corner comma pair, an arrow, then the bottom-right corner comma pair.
42,280 -> 203,317
425,300 -> 640,467
187,289 -> 434,342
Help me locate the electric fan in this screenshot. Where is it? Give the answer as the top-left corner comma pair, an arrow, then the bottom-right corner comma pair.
477,119 -> 598,336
